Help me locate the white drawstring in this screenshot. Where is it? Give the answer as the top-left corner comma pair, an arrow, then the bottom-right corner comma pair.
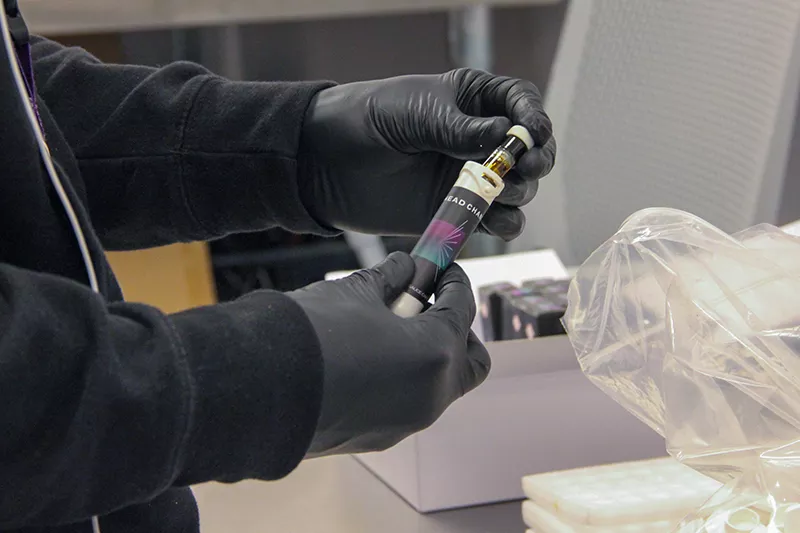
0,10 -> 99,293
1,8 -> 103,533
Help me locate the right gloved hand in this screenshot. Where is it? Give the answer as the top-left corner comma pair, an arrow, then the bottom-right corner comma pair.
288,252 -> 490,457
299,69 -> 556,240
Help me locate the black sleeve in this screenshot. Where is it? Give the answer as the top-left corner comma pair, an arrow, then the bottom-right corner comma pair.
0,262 -> 323,529
30,36 -> 338,251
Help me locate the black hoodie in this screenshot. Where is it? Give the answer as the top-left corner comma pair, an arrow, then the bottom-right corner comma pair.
1,8 -> 335,533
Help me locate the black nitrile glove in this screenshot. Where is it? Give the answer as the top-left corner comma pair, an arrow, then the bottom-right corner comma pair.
299,68 -> 556,241
288,252 -> 490,457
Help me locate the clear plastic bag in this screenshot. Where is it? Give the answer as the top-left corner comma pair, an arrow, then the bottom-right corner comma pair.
563,208 -> 800,533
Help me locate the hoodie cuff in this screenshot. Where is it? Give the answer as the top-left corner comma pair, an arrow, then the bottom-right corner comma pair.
173,289 -> 324,484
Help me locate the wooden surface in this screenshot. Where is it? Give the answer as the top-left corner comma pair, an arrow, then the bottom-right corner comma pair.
24,0 -> 561,36
106,243 -> 217,313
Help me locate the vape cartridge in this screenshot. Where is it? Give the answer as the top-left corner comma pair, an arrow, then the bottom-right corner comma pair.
391,125 -> 534,318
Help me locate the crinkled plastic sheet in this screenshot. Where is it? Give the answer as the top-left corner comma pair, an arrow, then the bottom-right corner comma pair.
563,208 -> 800,533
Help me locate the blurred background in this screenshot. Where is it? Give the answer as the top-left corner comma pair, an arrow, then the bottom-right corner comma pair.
23,0 -> 800,312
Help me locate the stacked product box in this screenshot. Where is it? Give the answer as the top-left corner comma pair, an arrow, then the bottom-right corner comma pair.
479,278 -> 570,342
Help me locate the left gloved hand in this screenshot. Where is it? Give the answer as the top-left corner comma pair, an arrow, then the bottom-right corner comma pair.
288,252 -> 490,457
298,68 -> 556,241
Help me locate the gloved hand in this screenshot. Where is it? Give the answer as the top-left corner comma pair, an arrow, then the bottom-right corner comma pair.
299,68 -> 556,241
288,252 -> 490,457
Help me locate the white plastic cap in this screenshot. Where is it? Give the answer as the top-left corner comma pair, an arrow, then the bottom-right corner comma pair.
391,292 -> 426,318
507,125 -> 535,151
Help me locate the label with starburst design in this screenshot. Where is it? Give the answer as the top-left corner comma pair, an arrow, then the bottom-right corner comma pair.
405,186 -> 489,305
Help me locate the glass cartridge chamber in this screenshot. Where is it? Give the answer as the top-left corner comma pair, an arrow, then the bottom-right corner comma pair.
390,125 -> 535,318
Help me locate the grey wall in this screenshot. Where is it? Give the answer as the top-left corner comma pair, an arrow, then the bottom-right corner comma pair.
120,4 -> 568,93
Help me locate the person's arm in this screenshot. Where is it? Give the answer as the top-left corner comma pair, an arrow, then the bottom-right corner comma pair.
30,36 -> 337,251
0,262 -> 323,529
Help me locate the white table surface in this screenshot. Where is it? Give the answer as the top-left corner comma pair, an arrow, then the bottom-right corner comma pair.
24,0 -> 561,36
193,456 -> 524,533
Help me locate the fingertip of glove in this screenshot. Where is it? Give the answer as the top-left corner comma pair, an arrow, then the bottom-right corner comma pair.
378,251 -> 414,274
431,263 -> 476,326
472,345 -> 492,382
481,208 -> 526,242
437,261 -> 470,287
452,115 -> 512,160
483,117 -> 514,153
533,117 -> 554,146
463,332 -> 492,394
496,171 -> 539,207
374,252 -> 415,298
486,115 -> 513,139
517,141 -> 556,181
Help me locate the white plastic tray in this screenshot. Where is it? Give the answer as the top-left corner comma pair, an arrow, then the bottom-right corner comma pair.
523,499 -> 677,533
522,458 -> 722,532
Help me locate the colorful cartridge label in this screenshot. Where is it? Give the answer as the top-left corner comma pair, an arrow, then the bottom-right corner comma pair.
405,186 -> 490,304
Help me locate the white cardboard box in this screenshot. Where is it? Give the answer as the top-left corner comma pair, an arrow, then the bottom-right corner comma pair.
353,337 -> 665,512
325,250 -> 666,512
